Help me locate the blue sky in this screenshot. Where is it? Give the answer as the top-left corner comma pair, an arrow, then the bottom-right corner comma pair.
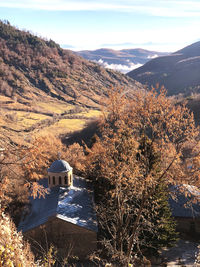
0,0 -> 200,52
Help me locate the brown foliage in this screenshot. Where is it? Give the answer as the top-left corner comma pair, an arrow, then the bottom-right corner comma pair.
0,132 -> 86,220
64,142 -> 86,174
0,131 -> 87,265
86,87 -> 200,265
0,134 -> 66,217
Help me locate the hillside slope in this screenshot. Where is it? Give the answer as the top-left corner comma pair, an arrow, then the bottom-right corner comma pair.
127,41 -> 200,95
0,20 -> 142,143
0,21 -> 141,108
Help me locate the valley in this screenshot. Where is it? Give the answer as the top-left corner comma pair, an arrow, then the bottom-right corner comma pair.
1,18 -> 200,267
0,20 -> 142,144
0,94 -> 101,144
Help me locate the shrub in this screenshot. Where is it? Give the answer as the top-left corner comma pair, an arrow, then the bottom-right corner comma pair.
0,208 -> 37,266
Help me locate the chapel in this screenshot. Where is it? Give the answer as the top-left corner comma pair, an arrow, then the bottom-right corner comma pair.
18,159 -> 97,259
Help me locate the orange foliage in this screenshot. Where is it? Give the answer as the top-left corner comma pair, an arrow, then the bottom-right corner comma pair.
86,87 -> 200,265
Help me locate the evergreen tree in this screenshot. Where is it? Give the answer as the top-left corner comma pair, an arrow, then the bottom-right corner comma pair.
139,182 -> 179,256
136,136 -> 179,256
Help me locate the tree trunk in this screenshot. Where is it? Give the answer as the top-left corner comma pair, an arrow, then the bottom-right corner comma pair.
126,192 -> 146,266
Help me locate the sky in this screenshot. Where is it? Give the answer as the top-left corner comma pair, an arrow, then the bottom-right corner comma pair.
0,0 -> 200,52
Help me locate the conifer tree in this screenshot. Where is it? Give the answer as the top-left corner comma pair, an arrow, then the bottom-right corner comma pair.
139,182 -> 179,255
136,136 -> 178,256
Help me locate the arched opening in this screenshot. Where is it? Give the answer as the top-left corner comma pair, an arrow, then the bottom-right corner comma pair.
53,176 -> 55,185
59,176 -> 62,185
64,176 -> 68,185
48,176 -> 51,185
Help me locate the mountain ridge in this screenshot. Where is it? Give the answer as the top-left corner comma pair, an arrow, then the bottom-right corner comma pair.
127,41 -> 200,95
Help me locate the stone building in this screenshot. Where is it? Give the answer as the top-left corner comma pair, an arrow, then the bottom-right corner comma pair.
18,160 -> 97,259
169,185 -> 200,238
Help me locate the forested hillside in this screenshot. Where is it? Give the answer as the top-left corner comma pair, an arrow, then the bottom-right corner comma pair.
0,20 -> 140,105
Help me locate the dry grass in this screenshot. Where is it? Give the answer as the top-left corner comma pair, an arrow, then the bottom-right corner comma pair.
56,118 -> 85,129
15,111 -> 49,127
38,119 -> 86,136
0,97 -> 101,143
77,109 -> 101,118
0,95 -> 11,101
37,101 -> 73,114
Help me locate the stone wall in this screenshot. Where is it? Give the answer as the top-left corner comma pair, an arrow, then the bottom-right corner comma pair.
175,217 -> 200,238
25,217 -> 97,259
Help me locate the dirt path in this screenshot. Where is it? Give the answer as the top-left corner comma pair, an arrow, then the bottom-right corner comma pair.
160,240 -> 199,266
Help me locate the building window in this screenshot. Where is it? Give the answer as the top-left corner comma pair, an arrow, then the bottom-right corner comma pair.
64,176 -> 68,184
59,176 -> 62,185
53,176 -> 55,185
48,176 -> 51,184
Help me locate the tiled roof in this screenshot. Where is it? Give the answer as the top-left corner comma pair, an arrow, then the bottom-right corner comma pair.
169,185 -> 200,218
18,176 -> 97,233
47,160 -> 72,173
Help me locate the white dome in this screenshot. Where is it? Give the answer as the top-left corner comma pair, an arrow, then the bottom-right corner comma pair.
48,160 -> 72,173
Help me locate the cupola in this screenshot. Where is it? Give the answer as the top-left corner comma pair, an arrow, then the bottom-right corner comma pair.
47,160 -> 73,188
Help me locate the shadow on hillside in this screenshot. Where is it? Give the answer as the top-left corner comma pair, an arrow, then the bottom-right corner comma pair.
62,119 -> 100,147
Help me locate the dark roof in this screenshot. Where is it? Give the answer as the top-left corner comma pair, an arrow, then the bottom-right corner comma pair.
18,176 -> 97,233
169,185 -> 200,218
48,159 -> 72,173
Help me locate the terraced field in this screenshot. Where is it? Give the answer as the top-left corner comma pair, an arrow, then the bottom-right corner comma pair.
0,95 -> 101,144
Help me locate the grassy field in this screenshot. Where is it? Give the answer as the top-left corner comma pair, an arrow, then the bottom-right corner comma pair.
37,101 -> 73,114
78,109 -> 101,118
15,111 -> 49,127
0,97 -> 101,144
38,118 -> 86,136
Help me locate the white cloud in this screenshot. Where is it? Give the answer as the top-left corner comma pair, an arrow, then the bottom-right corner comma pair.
147,54 -> 158,59
2,0 -> 200,53
94,59 -> 143,74
58,21 -> 200,52
1,0 -> 200,17
0,0 -> 131,11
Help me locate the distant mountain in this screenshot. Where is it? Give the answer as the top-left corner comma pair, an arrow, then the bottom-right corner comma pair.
74,48 -> 168,74
127,41 -> 200,95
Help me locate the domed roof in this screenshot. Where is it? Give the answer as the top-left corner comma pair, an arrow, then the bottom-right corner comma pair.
48,160 -> 72,173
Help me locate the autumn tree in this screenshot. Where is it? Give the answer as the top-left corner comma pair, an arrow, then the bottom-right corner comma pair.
63,142 -> 86,175
0,134 -> 67,220
0,135 -> 47,266
0,131 -> 86,223
0,130 -> 86,265
86,88 -> 200,266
